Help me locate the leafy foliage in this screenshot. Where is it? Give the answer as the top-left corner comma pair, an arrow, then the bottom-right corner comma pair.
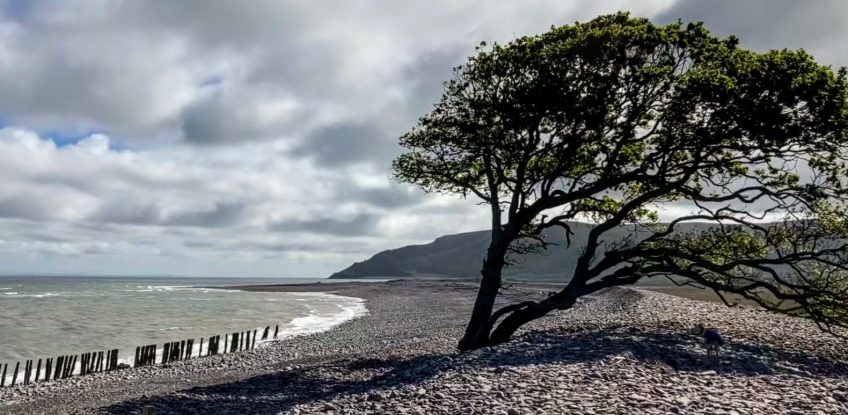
393,13 -> 848,349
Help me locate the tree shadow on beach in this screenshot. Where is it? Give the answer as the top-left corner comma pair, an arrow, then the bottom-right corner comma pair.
98,326 -> 847,414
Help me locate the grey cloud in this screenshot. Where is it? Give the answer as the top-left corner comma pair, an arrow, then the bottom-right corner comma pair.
0,195 -> 62,221
164,202 -> 246,228
269,213 -> 380,236
0,1 -> 845,277
657,0 -> 848,67
291,122 -> 400,167
90,202 -> 162,226
180,95 -> 250,145
90,201 -> 245,228
179,92 -> 298,145
20,232 -> 74,243
355,185 -> 427,209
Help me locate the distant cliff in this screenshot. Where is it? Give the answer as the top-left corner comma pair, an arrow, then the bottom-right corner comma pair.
330,221 -> 716,280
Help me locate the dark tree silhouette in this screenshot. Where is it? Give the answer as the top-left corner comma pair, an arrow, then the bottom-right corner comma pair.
393,13 -> 848,351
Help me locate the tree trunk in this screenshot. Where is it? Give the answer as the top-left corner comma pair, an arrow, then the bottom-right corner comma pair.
488,304 -> 552,345
458,245 -> 505,351
488,289 -> 579,346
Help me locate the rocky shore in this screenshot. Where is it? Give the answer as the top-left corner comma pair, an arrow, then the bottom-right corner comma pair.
1,280 -> 846,414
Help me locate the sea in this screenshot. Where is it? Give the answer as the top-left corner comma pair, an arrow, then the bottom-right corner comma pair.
0,276 -> 369,372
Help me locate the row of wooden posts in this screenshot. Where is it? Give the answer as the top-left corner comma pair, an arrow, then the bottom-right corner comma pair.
1,324 -> 281,388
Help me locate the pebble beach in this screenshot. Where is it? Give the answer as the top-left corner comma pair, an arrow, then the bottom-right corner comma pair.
0,280 -> 846,414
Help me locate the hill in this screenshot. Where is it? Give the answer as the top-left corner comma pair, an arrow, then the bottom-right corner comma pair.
329,221 -> 715,281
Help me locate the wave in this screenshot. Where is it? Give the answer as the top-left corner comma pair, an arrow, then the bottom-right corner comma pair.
121,285 -> 239,294
123,285 -> 181,292
0,291 -> 367,382
31,292 -> 61,298
1,292 -> 64,298
281,293 -> 368,339
158,326 -> 194,331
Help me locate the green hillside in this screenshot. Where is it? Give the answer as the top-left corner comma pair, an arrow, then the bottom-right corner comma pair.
330,221 -> 716,282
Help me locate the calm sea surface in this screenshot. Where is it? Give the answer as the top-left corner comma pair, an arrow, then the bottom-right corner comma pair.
0,276 -> 368,369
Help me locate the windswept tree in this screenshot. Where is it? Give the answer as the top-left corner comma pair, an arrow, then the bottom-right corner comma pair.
393,13 -> 848,351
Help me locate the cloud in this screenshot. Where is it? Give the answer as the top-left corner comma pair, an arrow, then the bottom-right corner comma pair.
0,126 -> 489,276
269,213 -> 381,236
656,0 -> 847,67
0,1 -> 843,277
290,122 -> 398,167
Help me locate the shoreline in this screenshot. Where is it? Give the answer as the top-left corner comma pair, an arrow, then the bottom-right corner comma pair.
0,285 -> 369,384
1,280 -> 846,414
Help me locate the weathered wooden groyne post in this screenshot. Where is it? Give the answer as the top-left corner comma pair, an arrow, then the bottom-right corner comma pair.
11,361 -> 19,386
2,321 -> 286,389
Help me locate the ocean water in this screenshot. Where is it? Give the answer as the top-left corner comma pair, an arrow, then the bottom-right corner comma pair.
0,276 -> 367,369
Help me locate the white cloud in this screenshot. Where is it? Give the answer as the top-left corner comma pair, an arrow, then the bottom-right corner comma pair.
0,0 -> 843,276
0,127 -> 488,276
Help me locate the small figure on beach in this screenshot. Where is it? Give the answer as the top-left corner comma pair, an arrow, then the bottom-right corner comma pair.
693,323 -> 723,365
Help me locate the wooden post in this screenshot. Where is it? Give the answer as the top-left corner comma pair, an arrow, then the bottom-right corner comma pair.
68,355 -> 78,378
35,359 -> 42,382
62,356 -> 70,378
252,329 -> 257,349
11,361 -> 19,386
223,334 -> 228,354
199,338 -> 204,358
1,363 -> 7,386
53,356 -> 63,380
24,360 -> 31,385
274,325 -> 279,339
262,326 -> 269,340
180,340 -> 186,360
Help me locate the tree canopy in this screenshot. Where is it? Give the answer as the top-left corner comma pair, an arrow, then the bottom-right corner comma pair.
393,13 -> 848,350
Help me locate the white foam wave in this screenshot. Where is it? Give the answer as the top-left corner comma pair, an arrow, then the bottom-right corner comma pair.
159,326 -> 194,331
1,292 -> 68,298
1,292 -> 367,382
277,293 -> 367,339
30,292 -> 61,298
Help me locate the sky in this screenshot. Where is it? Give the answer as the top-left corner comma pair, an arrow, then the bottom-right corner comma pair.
0,1 -> 845,278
